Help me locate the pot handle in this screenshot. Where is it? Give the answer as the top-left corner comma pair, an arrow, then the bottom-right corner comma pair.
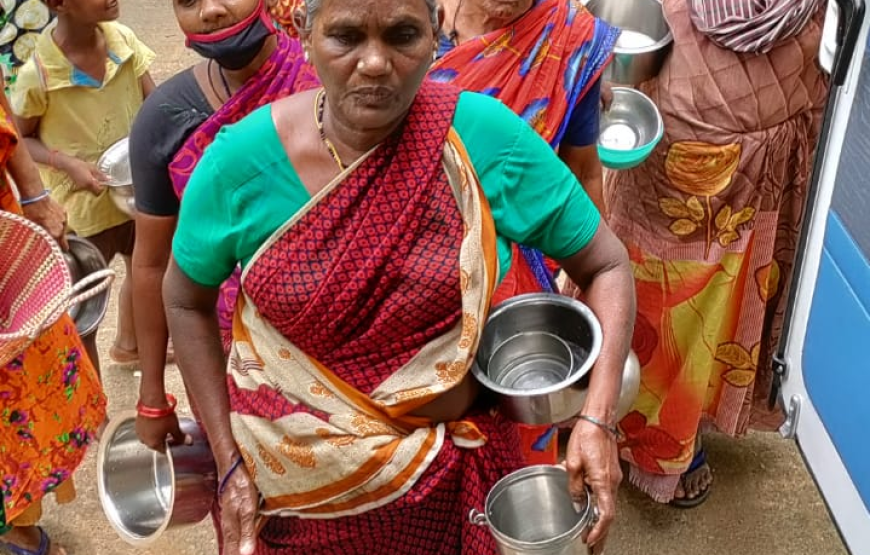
468,508 -> 488,527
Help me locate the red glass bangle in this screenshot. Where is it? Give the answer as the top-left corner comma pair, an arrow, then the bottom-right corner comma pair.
136,394 -> 178,419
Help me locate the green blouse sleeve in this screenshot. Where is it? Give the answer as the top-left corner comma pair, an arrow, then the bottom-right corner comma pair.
172,105 -> 311,287
453,92 -> 601,259
172,146 -> 242,288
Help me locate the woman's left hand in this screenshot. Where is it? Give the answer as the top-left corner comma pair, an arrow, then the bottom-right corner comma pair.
565,417 -> 622,553
22,196 -> 68,250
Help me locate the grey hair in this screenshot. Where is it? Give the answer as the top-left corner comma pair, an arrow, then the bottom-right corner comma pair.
302,0 -> 440,32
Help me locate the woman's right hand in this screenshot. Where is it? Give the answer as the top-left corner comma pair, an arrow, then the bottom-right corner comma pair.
21,195 -> 68,250
135,412 -> 192,453
62,156 -> 109,195
219,457 -> 261,555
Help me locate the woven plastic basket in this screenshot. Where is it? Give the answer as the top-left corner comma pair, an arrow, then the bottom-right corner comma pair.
0,211 -> 114,367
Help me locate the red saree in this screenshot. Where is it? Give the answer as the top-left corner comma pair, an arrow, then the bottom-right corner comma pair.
226,83 -> 524,553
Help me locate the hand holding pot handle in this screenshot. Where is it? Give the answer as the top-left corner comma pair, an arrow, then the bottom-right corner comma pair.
219,456 -> 260,555
565,418 -> 622,553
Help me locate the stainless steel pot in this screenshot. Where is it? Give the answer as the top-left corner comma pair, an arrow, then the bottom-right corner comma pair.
63,235 -> 111,338
586,0 -> 673,86
470,465 -> 596,555
616,350 -> 641,420
473,293 -> 603,425
97,411 -> 217,546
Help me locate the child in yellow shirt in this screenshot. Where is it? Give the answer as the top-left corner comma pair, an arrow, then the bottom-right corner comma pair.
12,0 -> 155,373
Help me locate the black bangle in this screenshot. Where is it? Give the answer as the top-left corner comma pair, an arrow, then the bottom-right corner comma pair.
218,455 -> 245,497
577,414 -> 621,440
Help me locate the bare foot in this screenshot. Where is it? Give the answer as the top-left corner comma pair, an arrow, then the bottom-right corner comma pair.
108,344 -> 139,365
0,526 -> 67,555
670,439 -> 713,508
109,343 -> 174,365
673,461 -> 713,500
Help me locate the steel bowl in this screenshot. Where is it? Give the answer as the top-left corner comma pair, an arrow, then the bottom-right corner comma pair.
473,293 -> 603,425
97,137 -> 136,217
586,0 -> 673,86
63,235 -> 111,338
598,87 -> 664,170
97,411 -> 217,546
486,332 -> 575,391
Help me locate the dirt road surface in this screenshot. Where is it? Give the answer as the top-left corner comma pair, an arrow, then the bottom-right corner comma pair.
5,1 -> 850,554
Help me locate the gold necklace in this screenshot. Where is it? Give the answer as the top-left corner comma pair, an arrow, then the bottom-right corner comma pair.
314,88 -> 347,171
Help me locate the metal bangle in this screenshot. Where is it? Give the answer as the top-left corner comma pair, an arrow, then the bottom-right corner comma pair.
19,189 -> 50,206
577,414 -> 621,440
218,455 -> 245,497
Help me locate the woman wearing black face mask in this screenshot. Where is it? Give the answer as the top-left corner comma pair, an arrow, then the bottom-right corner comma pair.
128,0 -> 319,452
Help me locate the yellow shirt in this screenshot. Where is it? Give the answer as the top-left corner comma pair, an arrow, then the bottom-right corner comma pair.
11,21 -> 155,237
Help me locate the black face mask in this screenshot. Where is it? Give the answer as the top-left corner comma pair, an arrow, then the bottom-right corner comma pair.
185,7 -> 275,70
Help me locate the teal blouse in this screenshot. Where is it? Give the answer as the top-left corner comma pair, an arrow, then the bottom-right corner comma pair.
173,92 -> 601,288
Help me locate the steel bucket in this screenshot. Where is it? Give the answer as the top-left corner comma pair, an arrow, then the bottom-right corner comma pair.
586,0 -> 673,86
97,411 -> 217,546
470,465 -> 596,555
472,293 -> 603,424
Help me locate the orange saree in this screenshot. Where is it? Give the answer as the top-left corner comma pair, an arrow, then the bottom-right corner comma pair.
0,103 -> 106,528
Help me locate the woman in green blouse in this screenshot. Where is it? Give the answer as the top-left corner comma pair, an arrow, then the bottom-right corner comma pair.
161,0 -> 635,554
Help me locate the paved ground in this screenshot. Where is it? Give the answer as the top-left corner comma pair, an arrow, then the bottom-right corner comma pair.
4,1 -> 851,553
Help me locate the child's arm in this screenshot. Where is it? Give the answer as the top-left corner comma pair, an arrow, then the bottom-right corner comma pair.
141,71 -> 156,98
15,115 -> 109,196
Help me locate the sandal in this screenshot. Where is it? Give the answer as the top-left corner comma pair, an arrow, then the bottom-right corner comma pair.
669,448 -> 712,508
0,526 -> 53,555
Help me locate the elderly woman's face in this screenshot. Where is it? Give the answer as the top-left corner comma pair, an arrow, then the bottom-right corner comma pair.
173,0 -> 263,34
304,0 -> 437,132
